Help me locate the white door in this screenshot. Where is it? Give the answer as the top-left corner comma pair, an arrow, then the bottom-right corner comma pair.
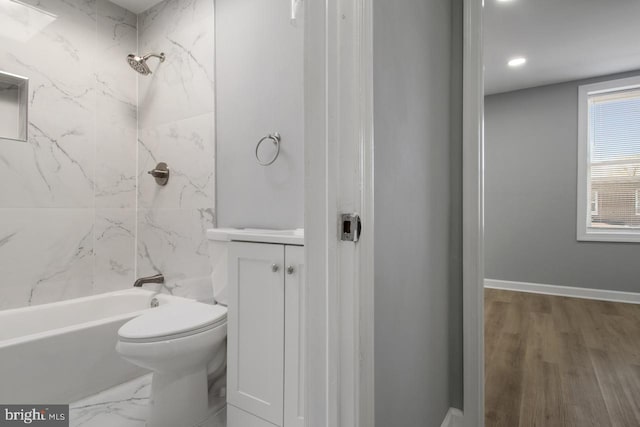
227,242 -> 285,426
284,245 -> 305,427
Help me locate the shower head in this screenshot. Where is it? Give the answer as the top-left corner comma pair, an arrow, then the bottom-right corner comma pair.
126,52 -> 166,75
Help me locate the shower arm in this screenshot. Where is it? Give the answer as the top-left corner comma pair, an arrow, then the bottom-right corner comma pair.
143,53 -> 166,63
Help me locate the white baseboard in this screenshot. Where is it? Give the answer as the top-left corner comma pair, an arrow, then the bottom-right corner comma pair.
485,279 -> 640,304
440,408 -> 464,427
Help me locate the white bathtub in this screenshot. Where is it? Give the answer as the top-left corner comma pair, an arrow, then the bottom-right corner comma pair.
0,289 -> 196,404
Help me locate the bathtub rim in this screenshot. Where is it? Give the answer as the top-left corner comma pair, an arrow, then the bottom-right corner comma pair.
0,289 -> 197,348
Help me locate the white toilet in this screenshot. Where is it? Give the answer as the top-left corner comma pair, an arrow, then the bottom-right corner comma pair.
116,301 -> 227,427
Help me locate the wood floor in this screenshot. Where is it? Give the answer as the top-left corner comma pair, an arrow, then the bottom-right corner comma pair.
485,289 -> 640,427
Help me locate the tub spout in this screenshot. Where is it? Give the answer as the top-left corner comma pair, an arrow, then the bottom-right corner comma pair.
133,274 -> 164,287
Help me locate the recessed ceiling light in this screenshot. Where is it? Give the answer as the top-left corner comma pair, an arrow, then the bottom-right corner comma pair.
508,57 -> 527,67
497,0 -> 514,3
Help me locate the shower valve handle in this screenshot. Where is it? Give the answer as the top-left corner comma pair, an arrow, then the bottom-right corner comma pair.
148,162 -> 170,186
148,169 -> 169,178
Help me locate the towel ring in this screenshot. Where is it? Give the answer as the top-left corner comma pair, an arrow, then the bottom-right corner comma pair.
255,132 -> 281,166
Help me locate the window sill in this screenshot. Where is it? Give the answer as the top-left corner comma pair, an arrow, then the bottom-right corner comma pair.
578,229 -> 640,243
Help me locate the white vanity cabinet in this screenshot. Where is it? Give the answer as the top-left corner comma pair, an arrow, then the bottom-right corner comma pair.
282,245 -> 305,427
226,239 -> 305,427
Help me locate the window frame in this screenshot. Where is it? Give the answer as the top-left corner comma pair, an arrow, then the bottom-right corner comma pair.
577,75 -> 640,242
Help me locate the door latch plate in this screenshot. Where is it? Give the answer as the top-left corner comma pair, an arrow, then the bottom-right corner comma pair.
341,213 -> 362,242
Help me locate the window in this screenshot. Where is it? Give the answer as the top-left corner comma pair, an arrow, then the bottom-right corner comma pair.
578,75 -> 640,242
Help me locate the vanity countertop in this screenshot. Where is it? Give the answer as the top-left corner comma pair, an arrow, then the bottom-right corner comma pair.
206,228 -> 304,246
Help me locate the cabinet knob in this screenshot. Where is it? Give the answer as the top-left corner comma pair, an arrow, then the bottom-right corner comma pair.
287,266 -> 295,275
272,264 -> 280,272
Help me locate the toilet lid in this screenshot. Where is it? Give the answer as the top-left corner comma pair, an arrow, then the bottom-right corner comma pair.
118,302 -> 227,342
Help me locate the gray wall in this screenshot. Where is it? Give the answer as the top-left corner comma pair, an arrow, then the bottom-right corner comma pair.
485,71 -> 640,292
374,0 -> 461,424
216,0 -> 304,229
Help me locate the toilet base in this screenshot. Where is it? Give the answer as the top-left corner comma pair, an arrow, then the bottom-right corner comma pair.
147,366 -> 209,427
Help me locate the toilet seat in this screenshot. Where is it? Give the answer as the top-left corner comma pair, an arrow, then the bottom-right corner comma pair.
118,302 -> 227,343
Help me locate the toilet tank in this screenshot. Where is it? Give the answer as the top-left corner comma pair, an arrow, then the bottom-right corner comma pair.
206,228 -> 305,307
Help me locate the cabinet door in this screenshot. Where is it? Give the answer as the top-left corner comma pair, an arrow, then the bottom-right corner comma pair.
284,245 -> 305,427
228,242 -> 285,426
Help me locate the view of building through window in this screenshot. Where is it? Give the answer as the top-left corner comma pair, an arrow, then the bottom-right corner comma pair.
588,87 -> 640,229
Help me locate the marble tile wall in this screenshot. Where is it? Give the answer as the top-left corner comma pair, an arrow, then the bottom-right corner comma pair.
0,0 -> 216,309
136,0 -> 216,301
0,0 -> 138,310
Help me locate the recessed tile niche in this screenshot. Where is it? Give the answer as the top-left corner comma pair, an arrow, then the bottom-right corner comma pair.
0,71 -> 28,142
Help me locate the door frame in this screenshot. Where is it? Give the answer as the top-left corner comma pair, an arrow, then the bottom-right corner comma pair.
303,0 -> 375,425
462,0 -> 485,426
304,0 -> 484,425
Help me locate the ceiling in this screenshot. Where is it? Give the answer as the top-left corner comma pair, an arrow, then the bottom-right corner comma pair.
484,0 -> 640,95
110,0 -> 164,14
